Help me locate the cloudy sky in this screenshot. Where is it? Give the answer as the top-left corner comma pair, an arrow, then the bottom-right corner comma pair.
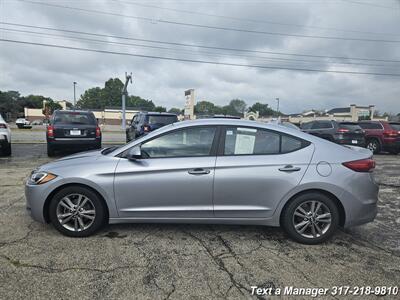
0,0 -> 399,114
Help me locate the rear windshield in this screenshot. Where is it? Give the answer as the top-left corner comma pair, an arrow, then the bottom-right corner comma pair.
339,123 -> 362,130
54,112 -> 96,125
390,123 -> 400,131
146,115 -> 177,125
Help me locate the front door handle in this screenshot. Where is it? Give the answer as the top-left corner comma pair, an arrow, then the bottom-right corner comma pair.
188,168 -> 210,175
279,165 -> 301,172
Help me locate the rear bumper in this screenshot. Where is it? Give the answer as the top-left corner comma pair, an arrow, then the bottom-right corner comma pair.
48,137 -> 101,147
382,140 -> 400,151
0,134 -> 10,147
341,173 -> 379,228
334,137 -> 365,147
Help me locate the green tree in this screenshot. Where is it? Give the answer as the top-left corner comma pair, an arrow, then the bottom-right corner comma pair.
127,95 -> 155,111
78,87 -> 103,109
0,91 -> 21,118
102,78 -> 124,107
195,101 -> 219,115
154,106 -> 167,112
248,102 -> 276,117
42,101 -> 62,116
229,99 -> 247,115
168,107 -> 182,114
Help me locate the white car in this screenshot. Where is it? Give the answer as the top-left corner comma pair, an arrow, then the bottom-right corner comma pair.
0,115 -> 11,156
16,118 -> 30,128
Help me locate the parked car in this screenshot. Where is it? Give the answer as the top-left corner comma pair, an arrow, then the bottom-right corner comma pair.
31,119 -> 43,125
301,120 -> 365,147
15,118 -> 31,129
26,119 -> 378,244
46,110 -> 101,156
0,114 -> 11,156
126,112 -> 178,142
358,121 -> 400,154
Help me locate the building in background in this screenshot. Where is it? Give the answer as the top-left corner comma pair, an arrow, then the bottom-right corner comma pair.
288,104 -> 384,124
184,89 -> 195,120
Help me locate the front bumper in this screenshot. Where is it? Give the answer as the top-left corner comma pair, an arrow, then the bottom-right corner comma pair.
25,176 -> 63,223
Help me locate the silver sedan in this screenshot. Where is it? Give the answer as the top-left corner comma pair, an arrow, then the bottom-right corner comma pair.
25,119 -> 378,244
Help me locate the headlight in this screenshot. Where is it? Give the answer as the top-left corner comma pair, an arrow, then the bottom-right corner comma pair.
29,171 -> 57,185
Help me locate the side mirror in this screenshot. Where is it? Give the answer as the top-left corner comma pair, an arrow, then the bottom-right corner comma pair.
127,146 -> 142,160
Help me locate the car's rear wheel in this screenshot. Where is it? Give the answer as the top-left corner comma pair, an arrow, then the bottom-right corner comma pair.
281,192 -> 339,244
366,138 -> 381,154
47,144 -> 56,157
49,186 -> 106,237
2,142 -> 11,156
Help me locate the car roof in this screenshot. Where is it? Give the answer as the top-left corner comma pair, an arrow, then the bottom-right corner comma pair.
140,112 -> 177,116
55,110 -> 94,114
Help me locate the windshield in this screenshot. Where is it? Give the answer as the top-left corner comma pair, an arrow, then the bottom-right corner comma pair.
54,112 -> 96,125
147,115 -> 177,125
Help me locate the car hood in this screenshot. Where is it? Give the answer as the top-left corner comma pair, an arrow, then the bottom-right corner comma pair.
38,149 -> 104,172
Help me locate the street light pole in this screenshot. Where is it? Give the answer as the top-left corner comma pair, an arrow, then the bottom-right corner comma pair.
73,81 -> 77,108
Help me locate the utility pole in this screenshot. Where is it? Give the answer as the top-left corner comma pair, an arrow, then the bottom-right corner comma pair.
122,72 -> 132,130
73,82 -> 77,108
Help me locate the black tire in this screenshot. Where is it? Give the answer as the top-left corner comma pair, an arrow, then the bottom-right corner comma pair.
95,140 -> 102,149
49,186 -> 107,237
366,138 -> 381,154
281,192 -> 340,245
47,144 -> 56,157
2,143 -> 11,156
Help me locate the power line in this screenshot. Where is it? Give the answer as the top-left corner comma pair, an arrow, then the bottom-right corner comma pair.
113,0 -> 400,37
1,38 -> 399,76
3,22 -> 400,63
2,27 -> 395,68
340,0 -> 399,9
17,0 -> 400,43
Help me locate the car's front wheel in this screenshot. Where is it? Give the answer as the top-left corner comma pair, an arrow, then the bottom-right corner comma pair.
366,138 -> 381,154
49,186 -> 106,237
281,192 -> 339,244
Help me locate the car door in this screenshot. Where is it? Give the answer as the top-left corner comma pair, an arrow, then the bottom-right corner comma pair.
213,126 -> 314,218
114,125 -> 219,218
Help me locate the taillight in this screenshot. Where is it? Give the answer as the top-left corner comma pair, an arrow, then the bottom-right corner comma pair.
47,125 -> 54,138
96,126 -> 101,138
143,125 -> 150,132
383,130 -> 398,137
0,124 -> 7,129
337,128 -> 349,133
342,158 -> 375,172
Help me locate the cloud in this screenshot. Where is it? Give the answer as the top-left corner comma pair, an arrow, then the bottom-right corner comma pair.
0,0 -> 399,114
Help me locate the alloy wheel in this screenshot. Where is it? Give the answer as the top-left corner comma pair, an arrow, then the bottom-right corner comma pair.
292,200 -> 332,239
56,194 -> 96,232
367,141 -> 377,152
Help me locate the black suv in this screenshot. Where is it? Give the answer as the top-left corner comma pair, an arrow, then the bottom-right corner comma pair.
47,110 -> 101,156
301,120 -> 365,147
126,112 -> 178,142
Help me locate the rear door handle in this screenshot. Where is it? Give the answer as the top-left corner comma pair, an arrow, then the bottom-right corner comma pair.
188,168 -> 210,175
279,165 -> 301,172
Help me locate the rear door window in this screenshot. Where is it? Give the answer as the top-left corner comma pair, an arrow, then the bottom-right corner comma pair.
223,127 -> 308,155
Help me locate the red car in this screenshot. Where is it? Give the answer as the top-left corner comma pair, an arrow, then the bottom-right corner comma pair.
358,121 -> 400,154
